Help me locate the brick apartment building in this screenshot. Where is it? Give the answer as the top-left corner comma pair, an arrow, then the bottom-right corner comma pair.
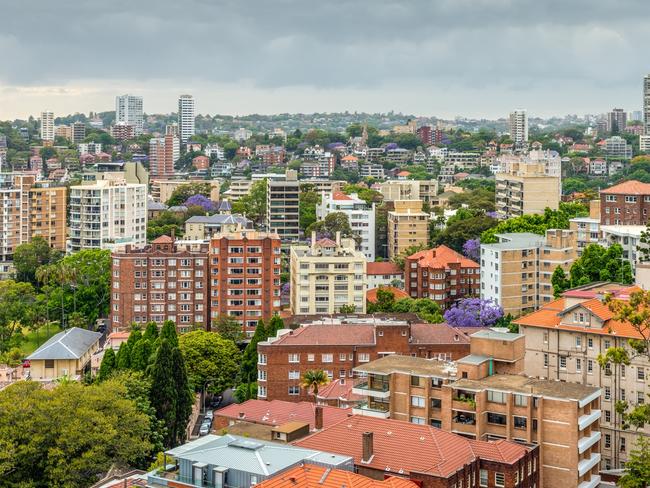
405,245 -> 479,309
600,180 -> 650,225
210,230 -> 282,336
295,415 -> 538,488
351,330 -> 601,488
256,314 -> 471,402
110,235 -> 210,331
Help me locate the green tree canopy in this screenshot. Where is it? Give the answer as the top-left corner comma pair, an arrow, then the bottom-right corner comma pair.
299,190 -> 321,232
212,315 -> 244,343
231,179 -> 267,225
178,329 -> 241,393
306,212 -> 356,242
569,244 -> 633,287
13,237 -> 62,286
240,320 -> 268,383
166,182 -> 214,206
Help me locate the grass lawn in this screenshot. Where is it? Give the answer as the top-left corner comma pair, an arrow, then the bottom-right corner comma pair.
18,324 -> 62,356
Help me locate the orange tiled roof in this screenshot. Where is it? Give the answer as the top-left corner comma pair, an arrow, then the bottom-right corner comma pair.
294,416 -> 528,478
396,171 -> 411,176
601,180 -> 650,195
316,378 -> 363,403
216,399 -> 351,430
332,191 -> 354,201
341,155 -> 359,162
256,464 -> 419,488
366,262 -> 403,276
514,296 -> 644,340
408,245 -> 479,269
367,286 -> 409,303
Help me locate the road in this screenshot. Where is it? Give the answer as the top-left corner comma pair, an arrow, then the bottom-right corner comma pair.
189,388 -> 234,438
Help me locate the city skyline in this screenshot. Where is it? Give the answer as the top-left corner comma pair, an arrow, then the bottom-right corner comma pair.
1,0 -> 649,120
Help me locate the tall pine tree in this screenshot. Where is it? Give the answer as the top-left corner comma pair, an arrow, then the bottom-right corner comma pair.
240,319 -> 267,383
159,320 -> 178,348
115,342 -> 131,370
170,346 -> 193,445
131,338 -> 152,372
142,321 -> 159,342
149,339 -> 178,448
97,347 -> 116,381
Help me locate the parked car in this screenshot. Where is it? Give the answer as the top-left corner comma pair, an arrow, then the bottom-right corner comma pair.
199,424 -> 210,436
204,410 -> 214,420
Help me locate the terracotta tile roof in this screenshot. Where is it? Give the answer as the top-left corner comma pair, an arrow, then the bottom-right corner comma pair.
294,416 -> 528,478
316,378 -> 364,403
269,325 -> 376,346
367,287 -> 409,303
396,171 -> 411,177
215,399 -> 351,430
108,331 -> 130,340
514,295 -> 645,340
410,323 -> 470,345
366,262 -> 403,276
256,464 -> 419,488
332,191 -> 354,201
407,245 -> 479,269
315,238 -> 338,247
601,180 -> 650,195
341,155 -> 359,162
151,235 -> 173,244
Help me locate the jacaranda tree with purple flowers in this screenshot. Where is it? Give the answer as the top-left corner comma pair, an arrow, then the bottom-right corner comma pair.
184,194 -> 216,212
462,238 -> 480,262
443,298 -> 504,328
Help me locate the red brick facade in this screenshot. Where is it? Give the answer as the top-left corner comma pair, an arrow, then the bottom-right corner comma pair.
257,316 -> 470,402
210,231 -> 282,336
405,246 -> 479,309
110,236 -> 209,331
600,180 -> 650,225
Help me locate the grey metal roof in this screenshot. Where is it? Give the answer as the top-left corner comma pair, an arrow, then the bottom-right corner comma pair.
185,214 -> 250,226
148,200 -> 168,210
456,354 -> 491,365
168,205 -> 188,212
27,327 -> 102,360
165,434 -> 351,476
470,329 -> 523,342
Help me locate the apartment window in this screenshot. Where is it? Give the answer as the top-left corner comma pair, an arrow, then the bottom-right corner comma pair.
637,391 -> 645,404
621,389 -> 626,401
604,340 -> 611,350
620,437 -> 626,452
576,358 -> 582,373
543,332 -> 548,344
410,416 -> 425,425
605,410 -> 611,423
307,354 -> 315,362
288,371 -> 300,380
321,354 -> 333,363
288,353 -> 300,363
638,368 -> 646,381
358,353 -> 370,363
487,413 -> 507,425
479,470 -> 488,487
411,396 -> 425,408
575,336 -> 582,348
513,416 -> 527,429
559,356 -> 567,370
487,390 -> 506,404
543,354 -> 548,367
410,376 -> 422,387
288,386 -> 300,396
495,472 -> 505,487
621,364 -> 626,379
258,370 -> 267,381
258,354 -> 267,365
258,385 -> 267,398
588,337 -> 593,348
514,394 -> 528,407
588,360 -> 594,374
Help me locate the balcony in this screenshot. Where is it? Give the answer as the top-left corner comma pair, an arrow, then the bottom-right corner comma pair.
578,453 -> 601,477
577,475 -> 601,488
352,401 -> 390,419
353,379 -> 390,399
578,409 -> 601,431
578,431 -> 601,454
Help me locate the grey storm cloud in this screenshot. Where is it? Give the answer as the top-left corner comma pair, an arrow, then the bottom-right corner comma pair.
1,0 -> 650,117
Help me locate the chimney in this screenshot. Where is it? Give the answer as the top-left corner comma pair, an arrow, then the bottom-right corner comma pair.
238,411 -> 245,419
335,231 -> 341,247
362,431 -> 373,462
315,405 -> 324,430
311,231 -> 316,248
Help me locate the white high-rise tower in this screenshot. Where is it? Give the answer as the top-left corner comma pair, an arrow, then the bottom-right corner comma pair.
40,111 -> 54,141
178,94 -> 196,143
644,75 -> 650,136
509,109 -> 529,147
115,94 -> 144,135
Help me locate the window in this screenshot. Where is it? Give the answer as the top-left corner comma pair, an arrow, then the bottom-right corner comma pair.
605,387 -> 611,400
487,390 -> 506,404
288,386 -> 300,396
588,360 -> 594,374
410,376 -> 422,387
288,353 -> 300,363
560,356 -> 567,370
514,416 -> 527,429
258,354 -> 267,365
358,353 -> 370,363
514,394 -> 528,407
288,371 -> 300,380
487,413 -> 507,425
411,396 -> 425,407
576,358 -> 582,373
605,410 -> 611,423
588,337 -> 593,348
638,391 -> 645,404
258,370 -> 267,381
339,353 -> 347,361
638,368 -> 646,381
307,354 -> 315,362
495,472 -> 505,487
479,470 -> 488,487
322,354 -> 333,363
620,437 -> 626,452
575,336 -> 582,348
258,385 -> 267,398
44,359 -> 54,369
543,332 -> 548,344
410,416 -> 425,425
543,354 -> 549,367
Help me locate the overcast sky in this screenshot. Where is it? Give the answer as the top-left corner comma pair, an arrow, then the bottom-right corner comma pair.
1,0 -> 649,120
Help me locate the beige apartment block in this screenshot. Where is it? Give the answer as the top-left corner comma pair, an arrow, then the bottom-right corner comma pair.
151,179 -> 220,203
290,233 -> 367,315
387,200 -> 429,259
480,230 -> 577,317
495,163 -> 560,219
516,283 -> 650,471
378,179 -> 439,206
352,329 -> 602,488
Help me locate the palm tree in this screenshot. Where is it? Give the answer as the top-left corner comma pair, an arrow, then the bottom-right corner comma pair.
300,370 -> 330,399
36,265 -> 57,332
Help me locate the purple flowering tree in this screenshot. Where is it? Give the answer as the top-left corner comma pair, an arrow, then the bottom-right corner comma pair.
462,238 -> 480,262
184,194 -> 216,212
443,298 -> 504,328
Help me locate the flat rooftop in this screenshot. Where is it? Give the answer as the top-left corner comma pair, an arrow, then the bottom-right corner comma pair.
451,374 -> 600,401
470,328 -> 523,342
353,354 -> 457,378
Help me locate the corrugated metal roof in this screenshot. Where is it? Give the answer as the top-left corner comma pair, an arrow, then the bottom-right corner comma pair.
27,327 -> 102,360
